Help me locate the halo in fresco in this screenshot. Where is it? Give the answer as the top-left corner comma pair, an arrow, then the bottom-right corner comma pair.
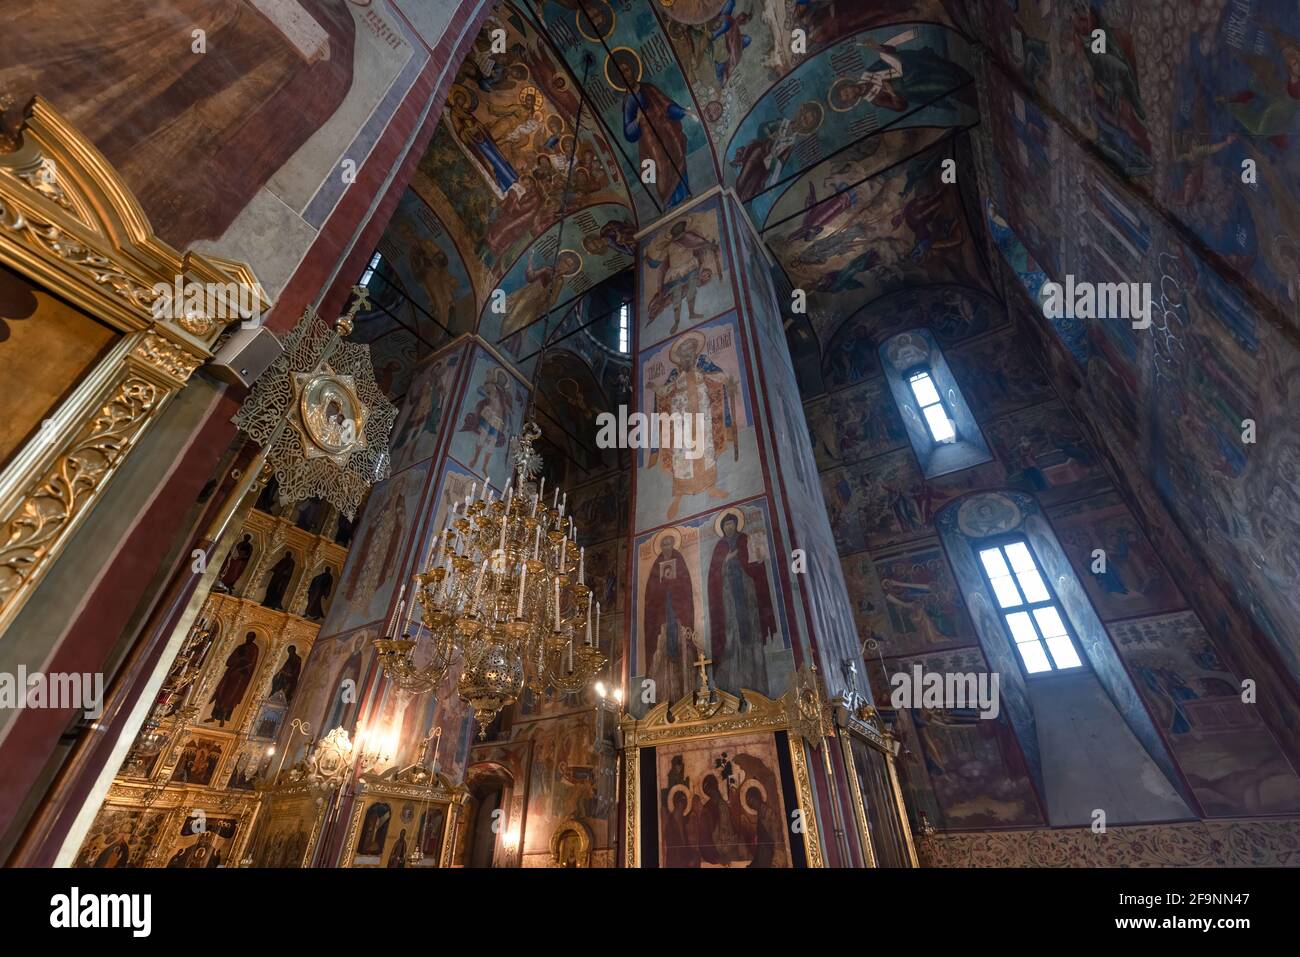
605,46 -> 644,91
574,0 -> 616,41
713,506 -> 745,536
956,492 -> 1022,539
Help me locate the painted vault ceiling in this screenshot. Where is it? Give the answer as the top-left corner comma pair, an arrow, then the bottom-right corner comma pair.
370,0 -> 997,411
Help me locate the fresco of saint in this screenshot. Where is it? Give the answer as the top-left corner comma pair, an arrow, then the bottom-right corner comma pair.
505,250 -> 583,338
341,478 -> 410,614
395,219 -> 461,331
730,102 -> 823,201
645,219 -> 724,336
390,350 -> 462,472
707,0 -> 752,86
828,34 -> 974,116
707,510 -> 776,694
649,331 -> 737,519
1068,7 -> 1152,174
447,84 -> 521,197
612,48 -> 692,208
457,366 -> 517,473
644,530 -> 697,705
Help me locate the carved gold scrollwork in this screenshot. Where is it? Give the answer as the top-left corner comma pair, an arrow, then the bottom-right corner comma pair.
0,376 -> 158,616
17,157 -> 72,210
132,333 -> 203,382
0,97 -> 270,635
0,197 -> 162,314
624,746 -> 638,869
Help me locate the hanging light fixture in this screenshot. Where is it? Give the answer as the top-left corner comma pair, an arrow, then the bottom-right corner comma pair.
375,422 -> 604,735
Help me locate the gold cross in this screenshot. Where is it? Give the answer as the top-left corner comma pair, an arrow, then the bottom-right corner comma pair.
693,650 -> 712,690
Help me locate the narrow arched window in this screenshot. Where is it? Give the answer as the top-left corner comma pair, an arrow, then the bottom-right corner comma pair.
880,329 -> 991,477
359,250 -> 383,287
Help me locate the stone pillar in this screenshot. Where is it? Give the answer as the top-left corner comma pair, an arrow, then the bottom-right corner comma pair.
628,189 -> 870,866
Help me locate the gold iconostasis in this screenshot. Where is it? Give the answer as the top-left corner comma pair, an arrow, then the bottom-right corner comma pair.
75,493 -> 352,868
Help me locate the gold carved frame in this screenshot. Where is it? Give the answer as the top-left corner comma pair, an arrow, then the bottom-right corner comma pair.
549,818 -> 593,868
339,768 -> 468,868
833,700 -> 919,868
619,666 -> 831,868
0,97 -> 270,635
85,781 -> 261,868
244,780 -> 331,868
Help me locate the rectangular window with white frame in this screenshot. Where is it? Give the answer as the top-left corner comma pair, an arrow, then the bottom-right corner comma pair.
976,538 -> 1084,675
907,368 -> 956,444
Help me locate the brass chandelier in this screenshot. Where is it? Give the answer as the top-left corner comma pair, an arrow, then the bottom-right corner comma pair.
375,423 -> 604,734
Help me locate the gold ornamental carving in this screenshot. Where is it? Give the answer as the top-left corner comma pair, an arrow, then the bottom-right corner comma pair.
624,745 -> 638,869
0,197 -> 162,314
791,663 -> 831,747
132,333 -> 203,382
549,819 -> 593,867
0,96 -> 271,635
0,376 -> 158,617
338,768 -> 467,868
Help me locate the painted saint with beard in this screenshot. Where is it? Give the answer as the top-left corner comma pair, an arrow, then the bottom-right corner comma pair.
643,530 -> 697,704
707,509 -> 776,694
649,331 -> 737,520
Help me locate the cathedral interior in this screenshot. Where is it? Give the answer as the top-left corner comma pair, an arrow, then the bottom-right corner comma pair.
0,0 -> 1299,881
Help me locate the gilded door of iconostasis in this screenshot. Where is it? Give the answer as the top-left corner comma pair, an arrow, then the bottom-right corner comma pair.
619,674 -> 830,869
0,97 -> 287,864
0,97 -> 268,638
618,671 -> 916,869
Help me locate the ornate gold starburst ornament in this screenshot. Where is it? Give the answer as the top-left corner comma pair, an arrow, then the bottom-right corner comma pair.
232,292 -> 395,517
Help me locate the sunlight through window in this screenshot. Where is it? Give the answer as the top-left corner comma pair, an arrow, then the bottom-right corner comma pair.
978,540 -> 1084,674
908,369 -> 955,443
